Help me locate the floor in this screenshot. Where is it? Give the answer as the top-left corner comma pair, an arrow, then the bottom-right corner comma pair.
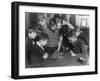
27,53 -> 89,68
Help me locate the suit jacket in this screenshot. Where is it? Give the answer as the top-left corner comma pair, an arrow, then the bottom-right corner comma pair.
25,37 -> 34,65
69,38 -> 87,54
29,43 -> 45,66
78,32 -> 89,46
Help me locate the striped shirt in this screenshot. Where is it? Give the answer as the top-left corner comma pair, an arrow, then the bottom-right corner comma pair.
42,27 -> 59,47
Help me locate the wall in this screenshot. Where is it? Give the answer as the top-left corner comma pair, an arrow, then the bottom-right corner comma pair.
0,0 -> 99,81
25,12 -> 31,29
76,15 -> 90,27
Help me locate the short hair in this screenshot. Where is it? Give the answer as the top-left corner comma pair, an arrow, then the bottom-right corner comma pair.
27,29 -> 36,33
35,26 -> 44,35
25,27 -> 36,37
35,32 -> 49,41
49,18 -> 56,26
61,14 -> 66,19
54,14 -> 61,20
71,27 -> 81,36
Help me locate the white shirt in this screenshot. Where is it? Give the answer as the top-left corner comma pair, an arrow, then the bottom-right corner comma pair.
36,42 -> 44,50
36,42 -> 48,59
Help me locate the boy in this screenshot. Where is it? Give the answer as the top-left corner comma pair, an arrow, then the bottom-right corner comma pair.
38,18 -> 62,58
74,27 -> 89,46
29,33 -> 49,67
73,27 -> 89,54
68,35 -> 88,56
25,28 -> 37,67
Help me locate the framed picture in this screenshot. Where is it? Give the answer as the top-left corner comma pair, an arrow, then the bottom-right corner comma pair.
11,1 -> 98,79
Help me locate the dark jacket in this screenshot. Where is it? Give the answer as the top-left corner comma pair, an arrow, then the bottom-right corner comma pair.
69,38 -> 87,54
78,32 -> 89,46
59,25 -> 73,48
25,37 -> 34,65
29,43 -> 45,66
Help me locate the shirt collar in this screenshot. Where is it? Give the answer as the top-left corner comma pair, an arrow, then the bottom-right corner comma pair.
36,42 -> 44,50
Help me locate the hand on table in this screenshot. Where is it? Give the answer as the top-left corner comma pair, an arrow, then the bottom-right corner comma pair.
43,52 -> 49,59
70,51 -> 76,57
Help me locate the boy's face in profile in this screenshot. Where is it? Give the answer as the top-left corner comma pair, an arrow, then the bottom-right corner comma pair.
75,28 -> 81,37
68,36 -> 77,43
40,40 -> 48,47
28,32 -> 36,39
56,18 -> 61,24
75,31 -> 80,37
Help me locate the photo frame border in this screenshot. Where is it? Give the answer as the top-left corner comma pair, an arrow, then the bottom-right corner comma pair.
11,1 -> 98,79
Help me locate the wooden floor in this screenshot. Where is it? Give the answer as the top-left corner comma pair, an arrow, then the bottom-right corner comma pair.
27,53 -> 89,68
44,53 -> 88,67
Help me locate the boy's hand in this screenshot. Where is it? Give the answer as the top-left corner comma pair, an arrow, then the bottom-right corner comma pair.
43,52 -> 48,59
70,51 -> 76,57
